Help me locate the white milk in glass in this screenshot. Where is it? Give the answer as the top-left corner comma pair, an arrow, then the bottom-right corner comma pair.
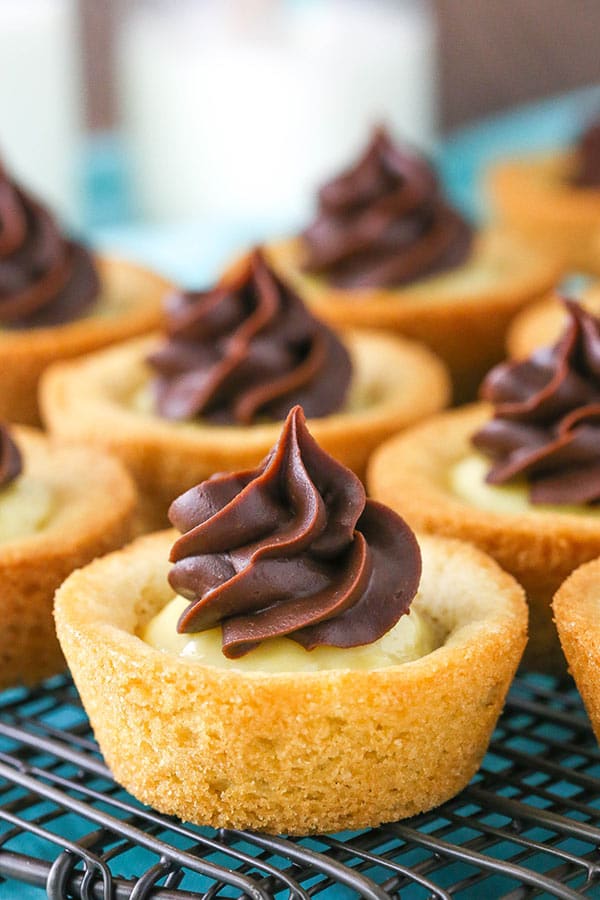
119,0 -> 436,224
0,0 -> 81,223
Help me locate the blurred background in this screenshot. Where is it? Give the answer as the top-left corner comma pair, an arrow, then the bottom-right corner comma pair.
0,0 -> 598,272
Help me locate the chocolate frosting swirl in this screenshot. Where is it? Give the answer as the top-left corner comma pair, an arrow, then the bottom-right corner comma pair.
0,161 -> 100,328
473,299 -> 600,504
0,423 -> 22,488
168,406 -> 421,658
148,249 -> 352,424
573,118 -> 600,188
301,126 -> 474,290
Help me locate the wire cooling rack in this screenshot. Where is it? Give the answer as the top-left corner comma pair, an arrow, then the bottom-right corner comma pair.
0,673 -> 599,899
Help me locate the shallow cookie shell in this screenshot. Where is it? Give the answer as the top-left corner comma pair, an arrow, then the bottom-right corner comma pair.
368,403 -> 600,672
40,328 -> 450,531
0,427 -> 137,689
266,229 -> 561,404
553,558 -> 600,743
0,256 -> 172,426
53,530 -> 527,835
507,285 -> 600,360
489,152 -> 600,276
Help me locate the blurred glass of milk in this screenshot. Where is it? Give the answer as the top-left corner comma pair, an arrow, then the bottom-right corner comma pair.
0,0 -> 81,224
119,0 -> 436,225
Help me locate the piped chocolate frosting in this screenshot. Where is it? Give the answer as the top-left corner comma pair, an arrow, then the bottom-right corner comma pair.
573,118 -> 600,189
0,423 -> 22,488
301,126 -> 473,290
473,299 -> 600,505
0,162 -> 100,328
168,405 -> 421,658
148,249 -> 352,424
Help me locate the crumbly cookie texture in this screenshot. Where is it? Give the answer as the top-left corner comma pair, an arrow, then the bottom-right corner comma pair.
553,558 -> 600,743
41,329 -> 450,531
54,530 -> 526,835
368,404 -> 600,672
266,229 -> 561,404
489,152 -> 600,276
507,286 -> 600,360
0,427 -> 137,688
0,256 -> 171,426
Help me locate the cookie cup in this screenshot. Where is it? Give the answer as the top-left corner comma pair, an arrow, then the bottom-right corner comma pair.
266,230 -> 561,403
0,427 -> 137,689
368,404 -> 600,672
41,329 -> 450,531
488,153 -> 600,275
54,530 -> 527,835
553,558 -> 600,742
507,285 -> 600,360
0,256 -> 171,426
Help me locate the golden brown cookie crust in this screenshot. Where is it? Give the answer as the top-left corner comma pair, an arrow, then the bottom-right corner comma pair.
0,256 -> 171,426
368,403 -> 600,672
266,229 -> 561,403
553,558 -> 600,742
507,285 -> 600,360
488,152 -> 600,275
54,530 -> 527,835
0,427 -> 137,688
41,329 -> 450,531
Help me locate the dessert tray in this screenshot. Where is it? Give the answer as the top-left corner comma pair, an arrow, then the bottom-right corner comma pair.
3,87 -> 600,899
1,672 -> 599,899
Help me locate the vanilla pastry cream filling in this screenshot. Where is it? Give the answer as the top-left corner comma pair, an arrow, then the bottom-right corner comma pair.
391,252 -> 512,297
130,369 -> 380,419
0,290 -> 131,332
142,594 -> 438,672
291,233 -> 536,301
450,454 -> 600,517
90,290 -> 138,319
0,476 -> 55,542
301,257 -> 496,298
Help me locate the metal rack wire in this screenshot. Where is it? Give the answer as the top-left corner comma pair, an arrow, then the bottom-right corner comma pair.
0,672 -> 599,899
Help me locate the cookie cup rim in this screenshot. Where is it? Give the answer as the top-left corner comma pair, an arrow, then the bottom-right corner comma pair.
367,402 -> 600,671
264,228 -> 562,325
553,556 -> 600,659
40,327 -> 450,531
553,556 -> 600,741
0,426 -> 137,687
0,426 -> 137,564
507,285 -> 600,360
488,151 -> 600,225
53,529 -> 527,833
0,255 -> 171,356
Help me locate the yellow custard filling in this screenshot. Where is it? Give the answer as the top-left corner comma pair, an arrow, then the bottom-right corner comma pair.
450,454 -> 600,517
402,255 -> 506,297
0,291 -> 129,333
293,234 -> 531,302
90,290 -> 136,320
0,476 -> 54,542
130,373 -> 375,420
142,594 -> 438,672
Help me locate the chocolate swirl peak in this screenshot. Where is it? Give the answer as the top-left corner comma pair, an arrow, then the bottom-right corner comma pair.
473,299 -> 600,505
0,423 -> 22,489
168,406 -> 421,658
148,249 -> 352,424
301,126 -> 474,289
573,117 -> 600,188
0,161 -> 100,328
